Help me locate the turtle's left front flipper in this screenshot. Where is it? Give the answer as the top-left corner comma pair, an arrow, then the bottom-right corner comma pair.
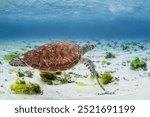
80,58 -> 105,91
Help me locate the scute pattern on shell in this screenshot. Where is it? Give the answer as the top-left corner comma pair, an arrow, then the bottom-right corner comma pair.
22,42 -> 82,72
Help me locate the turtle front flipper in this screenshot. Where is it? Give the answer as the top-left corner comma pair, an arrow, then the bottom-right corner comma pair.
9,58 -> 27,66
80,58 -> 105,91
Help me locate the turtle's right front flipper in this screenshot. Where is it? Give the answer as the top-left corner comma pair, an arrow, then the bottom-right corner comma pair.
80,58 -> 105,91
9,58 -> 27,66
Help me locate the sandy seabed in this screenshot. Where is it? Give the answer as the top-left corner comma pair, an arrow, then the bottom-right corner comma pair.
0,38 -> 150,100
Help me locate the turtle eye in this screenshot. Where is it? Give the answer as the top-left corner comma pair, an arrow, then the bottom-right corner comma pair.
91,45 -> 95,49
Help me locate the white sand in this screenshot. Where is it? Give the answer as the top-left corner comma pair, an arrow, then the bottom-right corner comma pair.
0,38 -> 150,100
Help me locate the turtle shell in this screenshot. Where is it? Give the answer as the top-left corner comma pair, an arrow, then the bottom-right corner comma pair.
22,42 -> 83,72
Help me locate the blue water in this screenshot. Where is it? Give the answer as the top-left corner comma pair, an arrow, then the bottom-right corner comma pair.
0,0 -> 150,39
1,1 -> 150,100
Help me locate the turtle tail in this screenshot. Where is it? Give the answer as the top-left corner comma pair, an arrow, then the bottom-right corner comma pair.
9,58 -> 27,66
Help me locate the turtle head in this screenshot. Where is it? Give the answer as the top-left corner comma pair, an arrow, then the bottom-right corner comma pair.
82,44 -> 95,54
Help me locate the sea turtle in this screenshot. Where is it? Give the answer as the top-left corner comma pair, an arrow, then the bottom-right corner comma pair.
9,41 -> 105,91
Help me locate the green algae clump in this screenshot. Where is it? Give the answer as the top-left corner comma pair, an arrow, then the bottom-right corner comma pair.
130,57 -> 147,70
10,69 -> 33,78
16,69 -> 25,77
3,51 -> 21,61
18,70 -> 33,78
60,73 -> 71,84
105,52 -> 115,59
101,60 -> 111,66
121,44 -> 130,51
100,73 -> 113,84
40,71 -> 72,85
24,70 -> 33,78
64,73 -> 71,79
40,71 -> 57,85
11,80 -> 41,94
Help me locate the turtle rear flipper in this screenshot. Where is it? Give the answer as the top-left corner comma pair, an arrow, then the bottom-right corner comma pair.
9,58 -> 27,66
